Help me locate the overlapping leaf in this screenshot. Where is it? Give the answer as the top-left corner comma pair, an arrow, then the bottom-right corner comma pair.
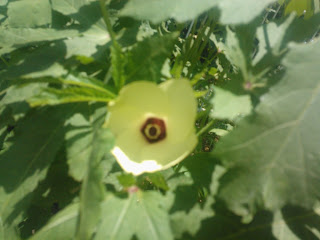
51,0 -> 97,16
0,28 -> 78,55
0,105 -> 77,239
125,33 -> 178,83
120,0 -> 275,24
211,87 -> 252,121
65,103 -> 110,181
30,203 -> 79,240
214,41 -> 320,217
76,127 -> 114,240
1,0 -> 110,60
95,190 -> 174,240
7,0 -> 51,28
3,74 -> 116,107
194,203 -> 320,240
165,154 -> 223,238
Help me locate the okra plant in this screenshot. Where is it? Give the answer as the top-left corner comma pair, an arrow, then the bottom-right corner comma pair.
0,0 -> 319,239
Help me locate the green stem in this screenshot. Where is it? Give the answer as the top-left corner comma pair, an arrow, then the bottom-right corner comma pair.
196,119 -> 215,137
99,0 -> 116,44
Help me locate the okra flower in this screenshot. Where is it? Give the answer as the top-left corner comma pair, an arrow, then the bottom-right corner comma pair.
107,79 -> 198,175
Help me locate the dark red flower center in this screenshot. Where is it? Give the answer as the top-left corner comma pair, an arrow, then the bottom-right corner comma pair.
141,117 -> 166,143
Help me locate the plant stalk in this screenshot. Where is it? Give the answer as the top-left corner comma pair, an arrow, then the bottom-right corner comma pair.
197,119 -> 215,137
99,0 -> 117,44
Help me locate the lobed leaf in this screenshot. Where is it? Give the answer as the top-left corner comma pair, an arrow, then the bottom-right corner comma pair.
76,127 -> 114,240
7,0 -> 51,28
125,33 -> 178,83
211,87 -> 252,121
95,191 -> 174,240
0,105 -> 77,238
65,104 -> 109,181
214,40 -> 320,216
0,28 -> 78,55
120,0 -> 275,25
30,203 -> 79,240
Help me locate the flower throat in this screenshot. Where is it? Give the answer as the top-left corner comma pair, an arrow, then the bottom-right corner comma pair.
141,117 -> 166,143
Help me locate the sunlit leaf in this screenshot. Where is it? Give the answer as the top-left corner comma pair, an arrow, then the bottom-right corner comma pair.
285,0 -> 314,19
0,28 -> 78,55
76,127 -> 114,240
120,0 -> 275,24
7,0 -> 51,28
215,41 -> 320,217
95,191 -> 174,240
0,105 -> 77,239
211,87 -> 252,121
30,203 -> 79,240
65,104 -> 109,181
125,33 -> 178,83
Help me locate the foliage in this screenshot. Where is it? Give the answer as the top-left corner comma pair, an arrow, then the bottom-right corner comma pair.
0,0 -> 320,239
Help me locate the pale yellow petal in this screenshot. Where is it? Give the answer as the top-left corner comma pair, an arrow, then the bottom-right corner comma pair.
112,126 -> 146,163
160,79 -> 197,143
140,131 -> 198,169
107,81 -> 170,136
115,81 -> 169,115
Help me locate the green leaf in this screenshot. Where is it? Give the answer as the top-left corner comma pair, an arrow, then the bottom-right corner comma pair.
7,0 -> 51,28
211,87 -> 252,121
1,84 -> 43,106
65,104 -> 109,181
50,1 -> 111,59
272,205 -> 320,239
76,127 -> 114,240
29,203 -> 79,240
0,22 -> 110,61
168,155 -> 224,238
146,172 -> 169,191
25,74 -> 117,106
16,74 -> 115,95
95,191 -> 174,240
211,14 -> 320,91
0,106 -> 14,151
17,152 -> 79,239
211,24 -> 257,84
63,24 -> 111,59
281,13 -> 320,44
2,74 -> 115,108
253,13 -> 320,73
125,34 -> 177,83
117,174 -> 136,188
0,0 -> 7,6
254,15 -> 295,65
28,87 -> 114,106
0,105 -> 76,238
194,202 -> 275,240
0,28 -> 78,55
0,42 -> 68,81
51,0 -> 94,15
285,0 -> 314,18
214,40 -> 320,217
194,203 -> 320,240
170,198 -> 214,239
120,0 -> 275,25
218,0 -> 276,24
51,0 -> 102,27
